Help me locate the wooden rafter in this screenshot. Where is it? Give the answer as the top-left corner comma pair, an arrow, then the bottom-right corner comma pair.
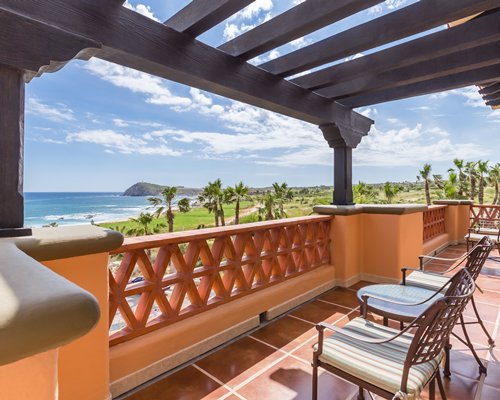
480,81 -> 500,95
291,11 -> 500,91
487,98 -> 500,106
0,0 -> 371,130
165,0 -> 253,37
338,64 -> 500,108
259,0 -> 500,77
319,42 -> 500,100
218,0 -> 382,60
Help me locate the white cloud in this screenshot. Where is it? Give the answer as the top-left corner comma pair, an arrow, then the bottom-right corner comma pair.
26,98 -> 75,122
123,1 -> 159,22
487,109 -> 500,123
84,59 -> 192,109
229,0 -> 273,21
67,129 -> 182,156
368,0 -> 411,15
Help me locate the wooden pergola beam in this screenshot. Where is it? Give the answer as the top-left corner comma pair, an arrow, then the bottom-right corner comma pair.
259,0 -> 500,77
165,0 -> 253,37
318,42 -> 500,100
486,98 -> 500,106
218,0 -> 382,60
291,11 -> 500,91
480,81 -> 500,95
0,0 -> 371,131
338,64 -> 500,108
483,91 -> 500,101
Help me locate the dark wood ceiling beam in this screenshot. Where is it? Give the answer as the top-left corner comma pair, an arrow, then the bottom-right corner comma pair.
0,8 -> 100,81
483,89 -> 500,100
486,98 -> 500,106
0,0 -> 371,131
318,41 -> 500,99
338,64 -> 500,108
480,81 -> 500,95
291,11 -> 500,90
260,0 -> 500,77
165,0 -> 254,37
218,0 -> 382,60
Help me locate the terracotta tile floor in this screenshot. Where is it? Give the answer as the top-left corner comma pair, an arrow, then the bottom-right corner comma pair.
122,245 -> 500,400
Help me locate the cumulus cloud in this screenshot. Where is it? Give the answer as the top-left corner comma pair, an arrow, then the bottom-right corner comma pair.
368,0 -> 412,15
67,129 -> 182,156
123,1 -> 159,22
84,59 -> 192,109
223,0 -> 273,41
26,98 -> 75,122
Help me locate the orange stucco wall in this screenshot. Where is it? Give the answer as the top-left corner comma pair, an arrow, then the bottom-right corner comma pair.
331,214 -> 362,282
43,253 -> 110,400
0,350 -> 58,400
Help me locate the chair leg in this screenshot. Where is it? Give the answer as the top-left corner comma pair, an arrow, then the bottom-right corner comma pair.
429,378 -> 436,400
459,315 -> 488,375
312,363 -> 318,400
444,339 -> 452,378
471,296 -> 495,346
436,371 -> 447,400
357,386 -> 365,400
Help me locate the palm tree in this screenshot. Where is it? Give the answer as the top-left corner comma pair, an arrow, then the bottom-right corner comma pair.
177,197 -> 191,213
488,164 -> 500,204
465,161 -> 478,201
225,181 -> 251,225
444,171 -> 458,199
477,160 -> 489,204
261,192 -> 276,221
198,183 -> 219,227
199,179 -> 225,226
148,186 -> 177,232
417,163 -> 432,205
272,182 -> 293,219
453,159 -> 467,197
128,212 -> 162,236
354,181 -> 375,204
383,182 -> 402,204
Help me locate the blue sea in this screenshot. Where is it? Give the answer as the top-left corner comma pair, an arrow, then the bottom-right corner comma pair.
25,192 -> 152,227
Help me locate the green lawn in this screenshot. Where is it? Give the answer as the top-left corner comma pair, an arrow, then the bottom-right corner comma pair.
99,201 -> 254,235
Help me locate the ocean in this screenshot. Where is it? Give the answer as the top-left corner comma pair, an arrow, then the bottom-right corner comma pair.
24,192 -> 153,228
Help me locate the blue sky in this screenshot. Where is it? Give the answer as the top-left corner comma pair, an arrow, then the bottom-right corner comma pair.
24,0 -> 500,192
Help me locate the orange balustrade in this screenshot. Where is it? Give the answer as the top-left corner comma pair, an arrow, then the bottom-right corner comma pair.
108,216 -> 331,345
423,206 -> 446,242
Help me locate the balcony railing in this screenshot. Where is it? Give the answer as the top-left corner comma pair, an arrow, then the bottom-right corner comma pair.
470,204 -> 500,230
108,215 -> 331,345
423,205 -> 446,242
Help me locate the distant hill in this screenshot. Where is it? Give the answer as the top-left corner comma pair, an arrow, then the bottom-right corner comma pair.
123,182 -> 201,197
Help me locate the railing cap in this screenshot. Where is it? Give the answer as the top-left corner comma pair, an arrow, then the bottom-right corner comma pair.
433,200 -> 473,206
314,204 -> 427,216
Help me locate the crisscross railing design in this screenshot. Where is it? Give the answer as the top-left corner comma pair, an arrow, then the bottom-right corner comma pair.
423,206 -> 446,242
470,204 -> 500,230
108,215 -> 331,345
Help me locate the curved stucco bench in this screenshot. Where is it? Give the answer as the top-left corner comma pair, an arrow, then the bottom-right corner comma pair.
0,226 -> 123,365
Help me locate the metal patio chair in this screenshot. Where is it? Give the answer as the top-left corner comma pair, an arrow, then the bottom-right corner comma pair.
312,269 -> 475,400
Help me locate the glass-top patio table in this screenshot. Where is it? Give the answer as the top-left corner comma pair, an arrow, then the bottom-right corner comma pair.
357,282 -> 487,377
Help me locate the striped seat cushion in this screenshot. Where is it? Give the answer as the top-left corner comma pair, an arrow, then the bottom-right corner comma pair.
319,318 -> 442,399
405,270 -> 450,292
467,232 -> 498,242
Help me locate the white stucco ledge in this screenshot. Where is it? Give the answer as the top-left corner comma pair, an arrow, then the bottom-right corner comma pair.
0,226 -> 123,365
313,204 -> 428,216
12,225 -> 124,262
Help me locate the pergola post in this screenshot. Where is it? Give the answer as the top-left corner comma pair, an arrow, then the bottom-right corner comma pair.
0,66 -> 31,237
320,123 -> 367,206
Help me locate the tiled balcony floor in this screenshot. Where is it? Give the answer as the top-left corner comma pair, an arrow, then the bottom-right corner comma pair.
122,244 -> 500,400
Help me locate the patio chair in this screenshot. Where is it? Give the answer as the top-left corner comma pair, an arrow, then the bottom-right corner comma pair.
402,235 -> 495,350
312,269 -> 475,400
465,210 -> 500,256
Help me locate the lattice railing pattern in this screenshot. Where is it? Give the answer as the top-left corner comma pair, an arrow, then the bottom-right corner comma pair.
470,204 -> 500,231
423,206 -> 446,242
108,216 -> 331,345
